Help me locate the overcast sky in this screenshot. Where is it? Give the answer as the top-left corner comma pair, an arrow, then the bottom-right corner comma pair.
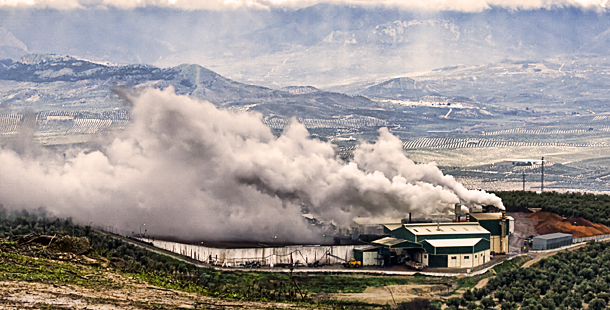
0,0 -> 607,11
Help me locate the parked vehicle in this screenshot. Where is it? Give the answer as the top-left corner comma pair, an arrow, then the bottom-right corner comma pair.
405,260 -> 424,271
343,258 -> 362,268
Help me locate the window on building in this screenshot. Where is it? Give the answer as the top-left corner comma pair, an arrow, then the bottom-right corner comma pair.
464,256 -> 470,259
451,256 -> 457,259
475,255 -> 477,258
424,255 -> 427,258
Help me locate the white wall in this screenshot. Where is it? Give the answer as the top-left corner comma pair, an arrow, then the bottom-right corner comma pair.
362,251 -> 378,266
152,240 -> 356,267
490,236 -> 509,254
447,250 -> 488,268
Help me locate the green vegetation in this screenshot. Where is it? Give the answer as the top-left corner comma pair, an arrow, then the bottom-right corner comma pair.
449,241 -> 610,309
0,251 -> 120,289
492,256 -> 532,274
0,207 -> 449,308
495,190 -> 610,226
485,241 -> 610,309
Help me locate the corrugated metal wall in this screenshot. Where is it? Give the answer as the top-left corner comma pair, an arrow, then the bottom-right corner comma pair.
152,240 -> 356,267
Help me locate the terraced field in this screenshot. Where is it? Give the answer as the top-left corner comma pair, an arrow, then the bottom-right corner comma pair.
402,137 -> 607,150
263,115 -> 388,130
0,114 -> 25,135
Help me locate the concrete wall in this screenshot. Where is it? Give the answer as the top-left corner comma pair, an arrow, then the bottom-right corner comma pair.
152,240 -> 357,267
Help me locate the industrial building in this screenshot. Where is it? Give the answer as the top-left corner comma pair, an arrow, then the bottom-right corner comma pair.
149,209 -> 515,271
468,212 -> 514,254
381,222 -> 493,268
532,233 -> 573,250
351,209 -> 515,269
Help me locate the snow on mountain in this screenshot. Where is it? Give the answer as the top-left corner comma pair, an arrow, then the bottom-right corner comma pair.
0,27 -> 27,60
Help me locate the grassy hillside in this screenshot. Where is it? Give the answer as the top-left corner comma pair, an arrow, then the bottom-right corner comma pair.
0,207 -> 448,309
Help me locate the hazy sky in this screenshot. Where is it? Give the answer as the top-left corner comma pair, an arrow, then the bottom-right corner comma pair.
0,0 -> 607,11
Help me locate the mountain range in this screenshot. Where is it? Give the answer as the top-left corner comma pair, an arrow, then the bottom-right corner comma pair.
0,54 -> 375,121
1,6 -> 610,87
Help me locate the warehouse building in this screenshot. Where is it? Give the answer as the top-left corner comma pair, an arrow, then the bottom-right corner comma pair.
532,233 -> 573,250
383,222 -> 492,268
422,238 -> 490,268
468,212 -> 514,254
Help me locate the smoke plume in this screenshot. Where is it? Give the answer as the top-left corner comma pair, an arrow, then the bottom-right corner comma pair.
0,88 -> 503,242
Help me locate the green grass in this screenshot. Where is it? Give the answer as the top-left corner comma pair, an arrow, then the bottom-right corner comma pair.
0,251 -> 121,289
451,255 -> 533,293
492,255 -> 532,274
292,273 -> 450,294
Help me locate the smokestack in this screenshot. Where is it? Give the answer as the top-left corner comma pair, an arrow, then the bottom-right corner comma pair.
409,212 -> 412,223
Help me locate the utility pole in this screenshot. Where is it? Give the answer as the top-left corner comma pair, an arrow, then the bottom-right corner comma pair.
541,156 -> 544,192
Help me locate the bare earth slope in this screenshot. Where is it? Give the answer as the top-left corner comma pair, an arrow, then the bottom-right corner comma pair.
528,212 -> 610,238
0,279 -> 294,310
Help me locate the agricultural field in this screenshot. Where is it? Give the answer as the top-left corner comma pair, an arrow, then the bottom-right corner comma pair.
263,115 -> 388,130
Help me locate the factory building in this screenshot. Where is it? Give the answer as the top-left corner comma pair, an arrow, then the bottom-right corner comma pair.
532,233 -> 573,250
468,212 -> 514,254
382,222 -> 492,268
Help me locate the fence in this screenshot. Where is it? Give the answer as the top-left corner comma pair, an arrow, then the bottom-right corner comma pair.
573,234 -> 610,244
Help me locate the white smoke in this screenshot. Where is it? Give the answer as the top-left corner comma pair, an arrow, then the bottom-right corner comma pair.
0,88 -> 503,241
0,0 -> 607,11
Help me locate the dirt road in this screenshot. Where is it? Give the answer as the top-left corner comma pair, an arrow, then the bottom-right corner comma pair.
522,242 -> 588,268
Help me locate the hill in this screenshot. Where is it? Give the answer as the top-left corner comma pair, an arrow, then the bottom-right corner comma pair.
0,54 -> 376,121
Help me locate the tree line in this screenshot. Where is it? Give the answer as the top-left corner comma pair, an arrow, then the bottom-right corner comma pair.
494,191 -> 610,226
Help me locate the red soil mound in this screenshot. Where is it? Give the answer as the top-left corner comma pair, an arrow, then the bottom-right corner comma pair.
527,212 -> 610,238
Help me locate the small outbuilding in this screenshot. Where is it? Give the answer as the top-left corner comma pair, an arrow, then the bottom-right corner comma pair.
371,237 -> 424,267
532,233 -> 573,250
353,245 -> 380,266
